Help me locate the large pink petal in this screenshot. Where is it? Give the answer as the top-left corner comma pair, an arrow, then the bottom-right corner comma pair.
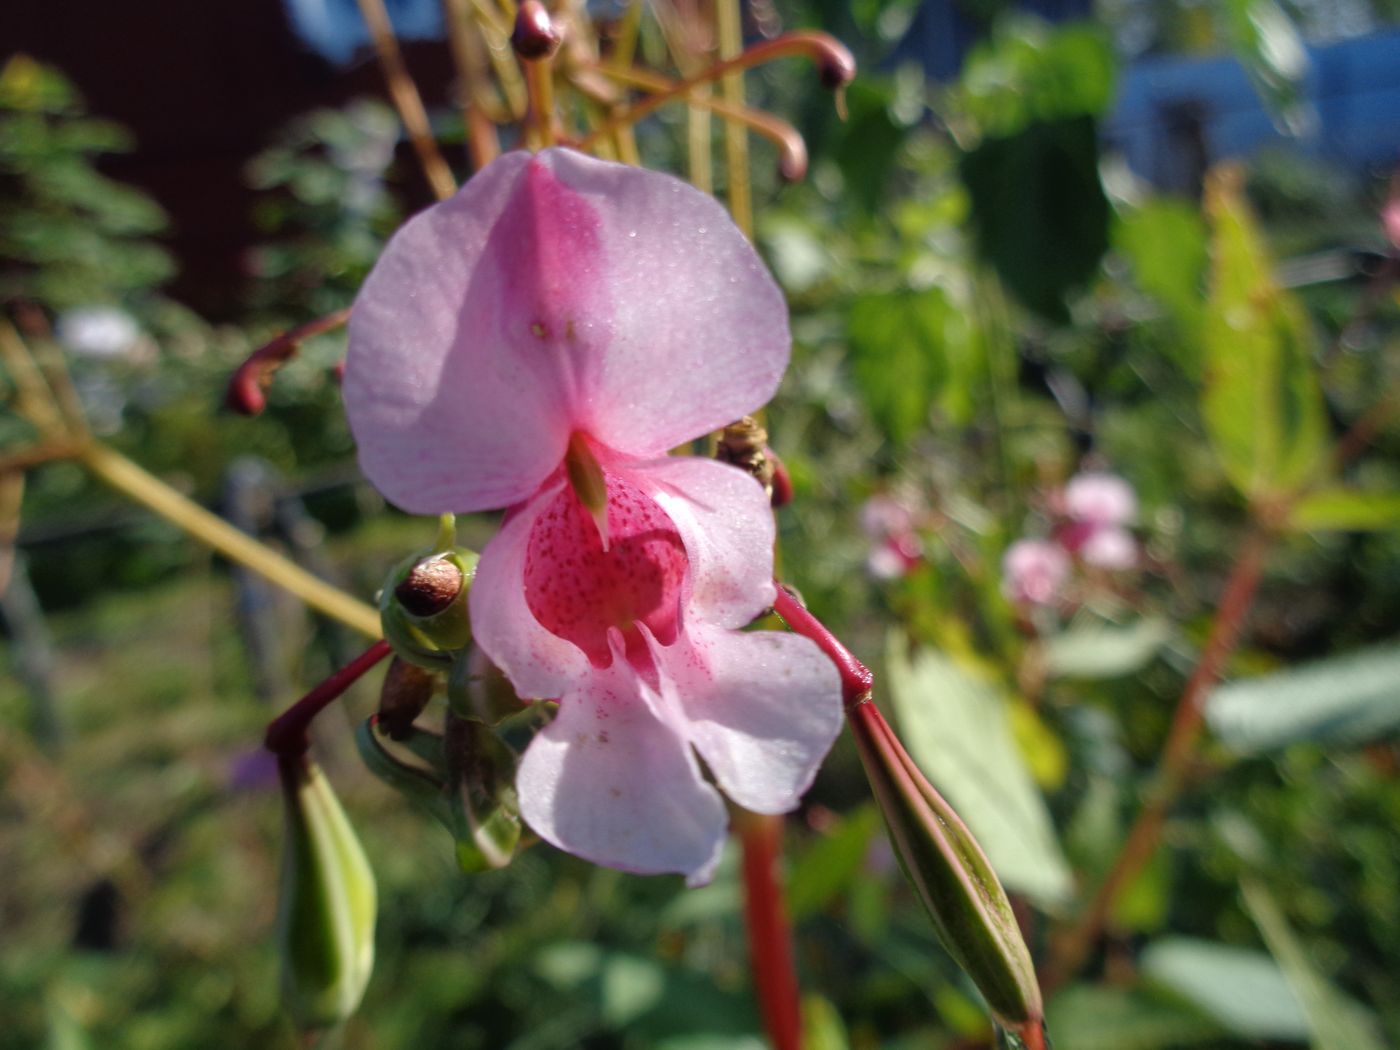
551,150 -> 791,456
469,481 -> 591,701
345,151 -> 607,513
653,624 -> 842,815
629,456 -> 776,629
345,148 -> 791,514
517,637 -> 727,883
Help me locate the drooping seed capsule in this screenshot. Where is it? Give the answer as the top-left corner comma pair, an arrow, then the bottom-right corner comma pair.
275,755 -> 377,1031
848,699 -> 1043,1027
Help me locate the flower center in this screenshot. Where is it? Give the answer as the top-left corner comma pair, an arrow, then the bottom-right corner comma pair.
524,471 -> 686,667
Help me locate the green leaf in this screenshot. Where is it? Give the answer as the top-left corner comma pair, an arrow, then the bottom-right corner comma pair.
1240,877 -> 1387,1050
961,116 -> 1109,322
787,804 -> 881,920
847,289 -> 979,443
1045,985 -> 1223,1050
884,632 -> 1072,906
1201,168 -> 1329,500
1043,617 -> 1172,680
1205,642 -> 1400,753
1114,199 -> 1208,354
801,995 -> 851,1050
957,18 -> 1116,138
1224,0 -> 1315,137
1288,488 -> 1400,532
1141,937 -> 1309,1041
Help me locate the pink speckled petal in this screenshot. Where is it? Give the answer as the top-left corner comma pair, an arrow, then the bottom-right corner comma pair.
650,624 -> 842,814
629,456 -> 777,629
517,634 -> 727,883
469,480 -> 591,701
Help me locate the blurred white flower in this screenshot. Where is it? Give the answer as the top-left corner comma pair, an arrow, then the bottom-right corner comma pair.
55,306 -> 141,360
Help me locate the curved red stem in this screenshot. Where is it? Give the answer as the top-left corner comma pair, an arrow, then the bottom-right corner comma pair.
771,583 -> 872,707
264,640 -> 393,757
225,308 -> 351,416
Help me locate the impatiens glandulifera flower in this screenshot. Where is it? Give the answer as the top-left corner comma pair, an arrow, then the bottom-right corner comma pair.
1001,539 -> 1070,608
344,147 -> 843,884
859,493 -> 923,580
1059,470 -> 1139,570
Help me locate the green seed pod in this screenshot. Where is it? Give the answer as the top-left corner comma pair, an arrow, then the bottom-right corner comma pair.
848,700 -> 1043,1027
379,546 -> 479,670
276,755 -> 377,1031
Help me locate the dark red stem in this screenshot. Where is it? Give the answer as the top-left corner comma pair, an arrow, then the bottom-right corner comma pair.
772,583 -> 872,707
225,308 -> 352,416
264,640 -> 393,757
738,811 -> 802,1050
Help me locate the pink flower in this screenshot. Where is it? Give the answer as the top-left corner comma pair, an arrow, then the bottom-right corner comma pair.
344,148 -> 842,884
859,494 -> 922,580
1001,539 -> 1070,608
1080,526 -> 1138,570
1063,472 -> 1137,530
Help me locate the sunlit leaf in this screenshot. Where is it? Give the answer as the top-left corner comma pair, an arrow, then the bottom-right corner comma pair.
1043,618 -> 1172,680
1240,877 -> 1387,1050
1045,985 -> 1223,1050
1205,642 -> 1400,753
884,632 -> 1072,906
1224,0 -> 1315,137
1201,167 -> 1328,501
1288,487 -> 1400,532
1141,937 -> 1309,1040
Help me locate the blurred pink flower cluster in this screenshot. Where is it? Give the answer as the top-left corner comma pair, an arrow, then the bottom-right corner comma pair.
859,492 -> 924,580
1002,471 -> 1140,608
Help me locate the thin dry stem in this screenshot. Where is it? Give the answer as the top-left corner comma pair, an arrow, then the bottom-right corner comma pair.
585,64 -> 807,181
576,31 -> 852,153
441,0 -> 502,167
356,0 -> 457,200
716,0 -> 752,237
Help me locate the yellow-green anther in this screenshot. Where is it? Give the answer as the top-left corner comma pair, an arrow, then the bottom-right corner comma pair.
276,755 -> 377,1031
564,431 -> 610,551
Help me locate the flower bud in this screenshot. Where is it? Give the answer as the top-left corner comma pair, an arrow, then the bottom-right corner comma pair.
379,547 -> 478,669
377,657 -> 438,740
847,700 -> 1042,1026
276,755 -> 377,1031
511,0 -> 561,60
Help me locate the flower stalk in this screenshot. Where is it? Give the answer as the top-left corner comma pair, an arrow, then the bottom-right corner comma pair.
736,809 -> 802,1050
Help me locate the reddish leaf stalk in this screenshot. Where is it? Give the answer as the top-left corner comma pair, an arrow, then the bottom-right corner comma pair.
737,810 -> 802,1050
575,31 -> 854,153
579,64 -> 809,181
226,308 -> 352,416
265,640 -> 394,757
1043,525 -> 1272,990
771,584 -> 873,707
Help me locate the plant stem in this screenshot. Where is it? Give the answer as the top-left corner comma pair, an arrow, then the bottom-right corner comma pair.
575,31 -> 853,154
715,0 -> 751,238
226,308 -> 351,416
265,640 -> 393,756
737,809 -> 802,1050
77,441 -> 382,638
771,583 -> 873,706
356,0 -> 457,201
1042,524 -> 1272,990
